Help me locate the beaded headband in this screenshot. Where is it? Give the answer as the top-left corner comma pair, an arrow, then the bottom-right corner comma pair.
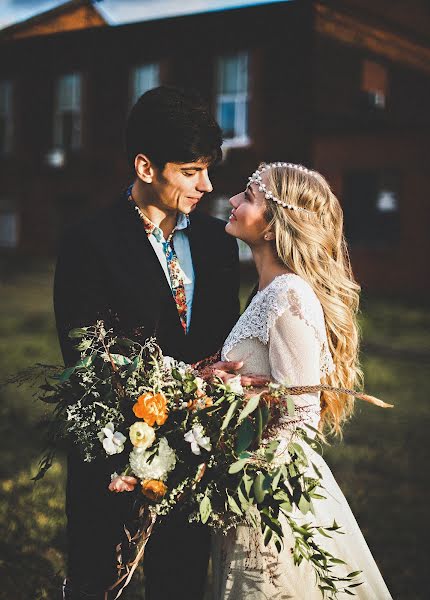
248,162 -> 313,214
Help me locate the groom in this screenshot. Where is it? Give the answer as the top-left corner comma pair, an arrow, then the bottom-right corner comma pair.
54,86 -> 241,599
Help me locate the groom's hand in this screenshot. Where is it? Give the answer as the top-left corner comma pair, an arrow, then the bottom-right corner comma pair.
206,361 -> 268,388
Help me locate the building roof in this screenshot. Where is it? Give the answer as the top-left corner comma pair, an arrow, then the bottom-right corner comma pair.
0,0 -> 107,40
99,0 -> 292,26
0,0 -> 292,34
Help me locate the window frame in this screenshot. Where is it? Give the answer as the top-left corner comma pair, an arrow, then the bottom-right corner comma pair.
0,80 -> 13,156
130,62 -> 160,107
53,72 -> 82,152
216,51 -> 250,148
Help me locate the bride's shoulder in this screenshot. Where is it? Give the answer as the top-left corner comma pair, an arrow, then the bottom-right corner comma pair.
259,273 -> 321,314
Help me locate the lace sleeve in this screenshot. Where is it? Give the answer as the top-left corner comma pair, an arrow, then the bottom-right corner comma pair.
267,276 -> 334,432
269,305 -> 322,432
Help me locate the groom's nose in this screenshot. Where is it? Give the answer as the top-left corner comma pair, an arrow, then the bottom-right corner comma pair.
196,169 -> 213,193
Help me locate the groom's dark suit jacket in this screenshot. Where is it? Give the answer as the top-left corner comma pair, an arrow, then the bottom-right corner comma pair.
54,192 -> 240,596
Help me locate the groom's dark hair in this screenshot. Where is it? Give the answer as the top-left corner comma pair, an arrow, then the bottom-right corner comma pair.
125,86 -> 223,171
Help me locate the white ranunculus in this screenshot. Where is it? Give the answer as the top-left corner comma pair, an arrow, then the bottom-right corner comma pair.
98,423 -> 127,456
129,437 -> 176,481
225,375 -> 243,395
184,424 -> 212,456
129,421 -> 156,449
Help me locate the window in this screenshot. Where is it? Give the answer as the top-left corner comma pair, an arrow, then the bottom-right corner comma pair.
0,198 -> 18,248
0,81 -> 13,155
130,63 -> 159,106
54,73 -> 82,151
216,52 -> 249,145
343,170 -> 400,245
361,60 -> 388,109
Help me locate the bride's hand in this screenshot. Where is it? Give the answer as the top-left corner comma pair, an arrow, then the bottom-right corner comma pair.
200,360 -> 268,388
108,475 -> 138,493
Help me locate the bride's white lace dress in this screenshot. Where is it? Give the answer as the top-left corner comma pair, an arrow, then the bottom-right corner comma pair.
211,274 -> 392,600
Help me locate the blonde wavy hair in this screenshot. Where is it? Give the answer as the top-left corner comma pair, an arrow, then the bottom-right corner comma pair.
260,162 -> 362,436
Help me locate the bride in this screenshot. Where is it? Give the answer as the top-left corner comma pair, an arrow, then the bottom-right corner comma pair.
211,162 -> 392,599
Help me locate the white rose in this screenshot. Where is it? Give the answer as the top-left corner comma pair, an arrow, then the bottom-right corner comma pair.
225,375 -> 243,395
184,424 -> 212,455
98,423 -> 126,456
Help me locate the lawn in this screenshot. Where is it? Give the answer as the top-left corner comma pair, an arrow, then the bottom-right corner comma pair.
0,258 -> 428,599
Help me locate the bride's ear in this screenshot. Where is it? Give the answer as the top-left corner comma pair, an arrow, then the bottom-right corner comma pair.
135,154 -> 154,183
264,231 -> 275,241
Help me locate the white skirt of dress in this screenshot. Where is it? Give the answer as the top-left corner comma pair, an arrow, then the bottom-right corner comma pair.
211,445 -> 392,600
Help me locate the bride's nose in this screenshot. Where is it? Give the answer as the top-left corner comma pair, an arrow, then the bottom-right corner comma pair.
229,193 -> 241,208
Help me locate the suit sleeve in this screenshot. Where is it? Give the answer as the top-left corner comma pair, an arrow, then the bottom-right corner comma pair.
54,227 -> 131,592
54,227 -> 111,366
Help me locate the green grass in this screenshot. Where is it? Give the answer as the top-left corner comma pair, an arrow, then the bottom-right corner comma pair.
1,259 -> 429,599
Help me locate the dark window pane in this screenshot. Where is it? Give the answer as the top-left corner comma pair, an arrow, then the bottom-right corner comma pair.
220,101 -> 236,139
343,170 -> 400,245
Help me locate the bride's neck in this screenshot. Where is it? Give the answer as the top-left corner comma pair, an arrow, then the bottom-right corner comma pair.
251,244 -> 291,291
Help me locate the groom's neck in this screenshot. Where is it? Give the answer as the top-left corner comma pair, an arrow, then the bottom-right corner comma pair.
131,180 -> 178,239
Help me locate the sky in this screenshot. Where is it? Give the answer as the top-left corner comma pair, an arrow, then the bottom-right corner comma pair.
0,0 -> 288,29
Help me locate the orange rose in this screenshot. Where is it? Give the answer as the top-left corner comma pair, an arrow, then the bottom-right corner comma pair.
133,392 -> 168,426
141,479 -> 167,501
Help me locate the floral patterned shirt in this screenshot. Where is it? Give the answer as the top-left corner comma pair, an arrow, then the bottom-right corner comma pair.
127,185 -> 194,333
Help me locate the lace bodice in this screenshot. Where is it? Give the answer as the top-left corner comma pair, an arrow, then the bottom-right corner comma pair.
221,274 -> 334,432
222,273 -> 334,376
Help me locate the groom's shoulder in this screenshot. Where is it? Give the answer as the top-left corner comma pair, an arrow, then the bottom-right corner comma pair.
58,196 -> 125,245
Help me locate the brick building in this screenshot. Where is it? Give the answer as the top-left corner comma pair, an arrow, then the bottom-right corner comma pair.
1,0 -> 429,292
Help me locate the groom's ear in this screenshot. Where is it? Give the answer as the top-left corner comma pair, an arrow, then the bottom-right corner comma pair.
135,154 -> 154,183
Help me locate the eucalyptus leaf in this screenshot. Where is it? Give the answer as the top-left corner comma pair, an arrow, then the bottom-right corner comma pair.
75,354 -> 95,369
286,395 -> 295,416
255,406 -> 263,443
56,366 -> 76,383
221,398 -> 240,431
253,472 -> 267,504
261,512 -> 283,538
236,419 -> 255,454
311,461 -> 323,479
271,467 -> 282,491
242,472 -> 253,497
298,495 -> 311,514
199,495 -> 212,524
68,327 -> 88,339
237,395 -> 260,422
228,459 -> 248,474
110,354 -> 132,366
260,401 -> 270,430
263,526 -> 272,546
264,439 -> 280,462
227,493 -> 242,516
237,483 -> 250,510
279,500 -> 293,513
290,442 -> 307,463
76,339 -> 92,352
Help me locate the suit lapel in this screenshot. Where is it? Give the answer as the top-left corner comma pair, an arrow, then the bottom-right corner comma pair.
112,196 -> 178,317
187,215 -> 207,334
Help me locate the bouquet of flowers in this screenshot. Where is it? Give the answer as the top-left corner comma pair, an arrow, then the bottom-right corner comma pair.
33,321 -> 363,599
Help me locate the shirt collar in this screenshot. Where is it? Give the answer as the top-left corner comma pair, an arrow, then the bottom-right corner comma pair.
127,184 -> 190,241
